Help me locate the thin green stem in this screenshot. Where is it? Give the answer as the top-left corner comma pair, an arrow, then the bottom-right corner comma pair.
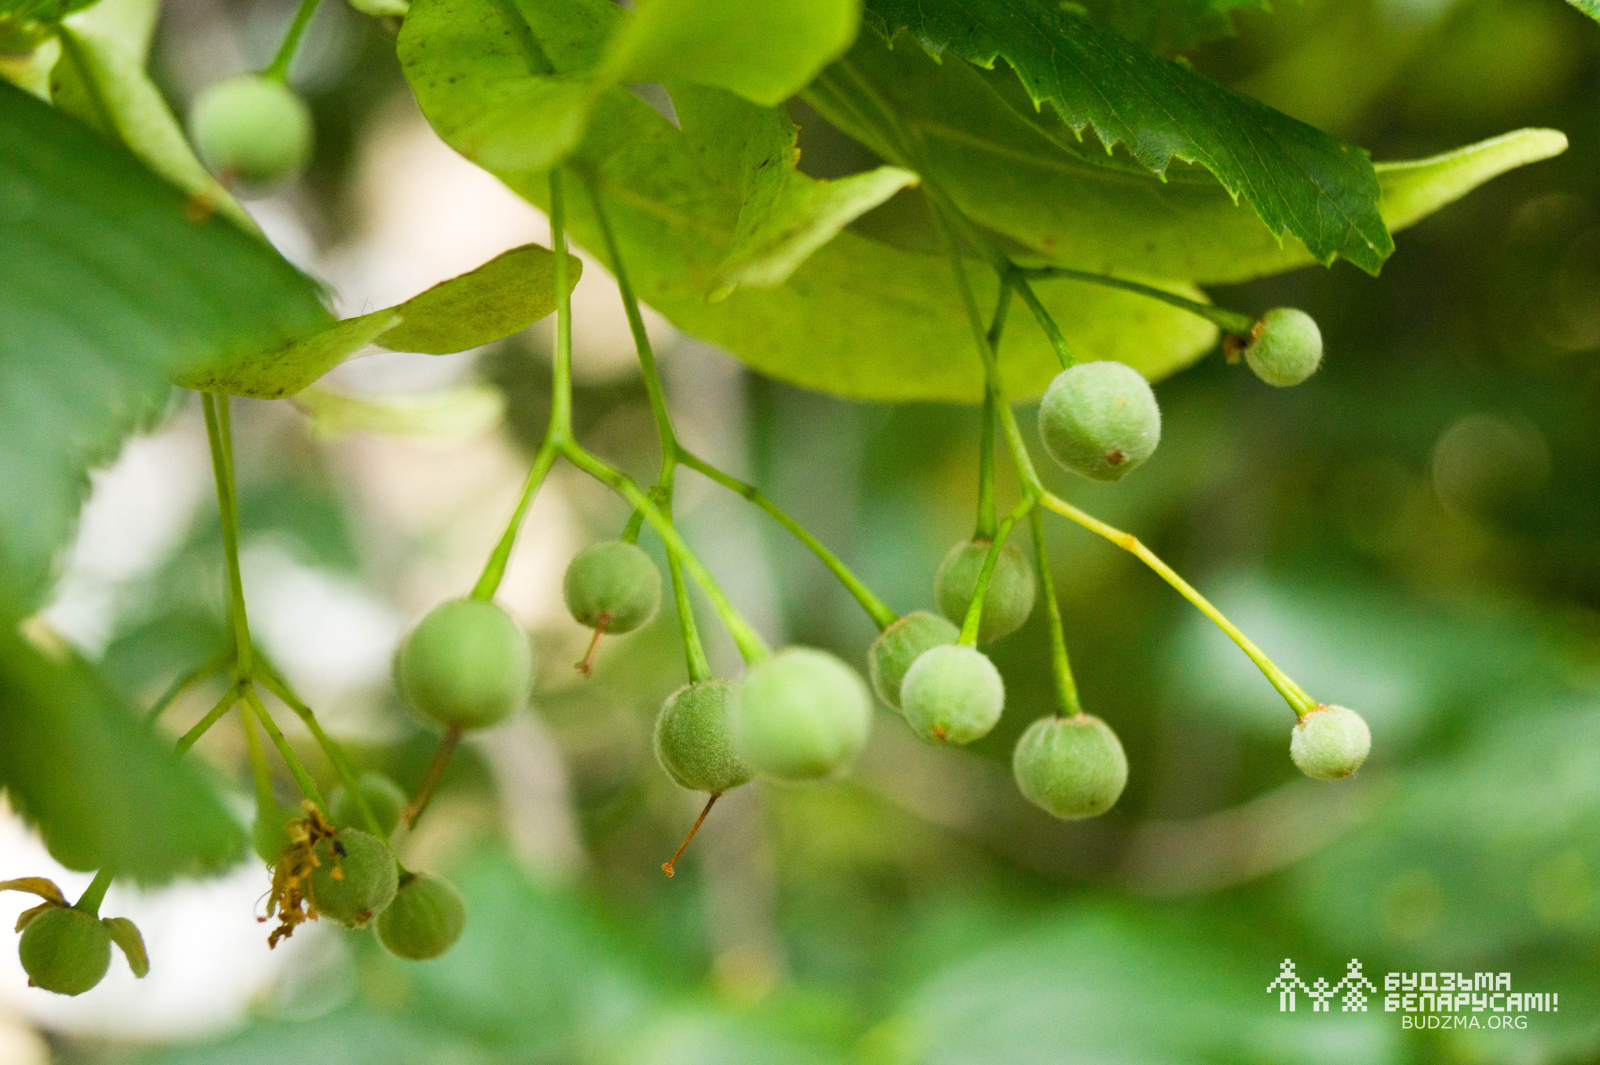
561,443 -> 769,662
584,171 -> 709,681
262,0 -> 321,82
174,682 -> 243,754
1018,266 -> 1256,335
1038,491 -> 1317,717
255,666 -> 387,839
201,394 -> 253,678
471,438 -> 559,600
402,727 -> 460,830
1028,507 -> 1082,717
975,282 -> 1013,541
958,497 -> 1035,646
676,448 -> 897,632
243,687 -> 328,811
1011,275 -> 1077,369
145,650 -> 231,726
73,870 -> 113,916
240,696 -> 277,826
549,170 -> 574,439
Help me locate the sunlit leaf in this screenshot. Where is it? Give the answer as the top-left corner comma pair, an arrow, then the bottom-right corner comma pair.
292,384 -> 504,442
0,81 -> 328,612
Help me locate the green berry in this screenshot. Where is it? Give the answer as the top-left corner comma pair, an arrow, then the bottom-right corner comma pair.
331,772 -> 408,838
1290,704 -> 1370,780
1244,308 -> 1323,387
563,540 -> 662,634
189,75 -> 313,184
732,648 -> 871,782
868,610 -> 960,711
18,907 -> 111,996
376,873 -> 466,961
899,644 -> 1004,745
654,680 -> 752,794
398,598 -> 533,731
1038,361 -> 1161,481
1012,714 -> 1128,820
310,829 -> 399,928
253,803 -> 295,864
934,539 -> 1036,643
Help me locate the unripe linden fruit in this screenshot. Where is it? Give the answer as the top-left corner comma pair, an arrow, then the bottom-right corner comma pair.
732,648 -> 871,782
253,803 -> 294,863
1039,361 -> 1161,482
1244,308 -> 1323,387
654,680 -> 752,794
935,540 -> 1036,643
563,540 -> 662,633
1013,714 -> 1128,820
868,610 -> 959,711
310,829 -> 399,928
376,873 -> 466,961
18,907 -> 112,996
899,644 -> 1005,745
1290,704 -> 1370,780
190,75 -> 313,183
331,772 -> 408,838
398,598 -> 533,731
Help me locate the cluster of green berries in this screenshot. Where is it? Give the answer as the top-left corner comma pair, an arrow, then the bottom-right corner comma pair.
189,74 -> 314,185
1035,309 -> 1323,483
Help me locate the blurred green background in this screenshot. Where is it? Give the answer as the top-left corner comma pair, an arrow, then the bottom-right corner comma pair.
4,0 -> 1600,1062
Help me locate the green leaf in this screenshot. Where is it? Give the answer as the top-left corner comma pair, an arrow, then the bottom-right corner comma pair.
177,243 -> 581,398
810,34 -> 1566,283
860,0 -> 1394,274
1076,0 -> 1269,52
1570,0 -> 1600,22
292,385 -> 504,442
0,81 -> 329,612
50,0 -> 252,231
0,621 -> 245,883
601,0 -> 861,107
0,0 -> 98,22
101,915 -> 149,977
399,0 -> 1217,402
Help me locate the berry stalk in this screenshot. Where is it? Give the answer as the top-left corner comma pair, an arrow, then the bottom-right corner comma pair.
262,0 -> 322,83
257,666 -> 392,839
73,870 -> 112,917
1028,507 -> 1083,717
1038,491 -> 1318,717
144,649 -> 230,726
173,682 -> 245,754
1015,265 -> 1257,336
201,393 -> 254,678
958,497 -> 1035,646
470,438 -> 559,601
242,687 -> 328,811
402,726 -> 461,830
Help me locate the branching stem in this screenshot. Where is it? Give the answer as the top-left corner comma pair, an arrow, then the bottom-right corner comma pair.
1029,507 -> 1082,716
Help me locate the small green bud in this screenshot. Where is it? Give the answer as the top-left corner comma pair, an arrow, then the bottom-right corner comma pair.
654,680 -> 753,794
310,829 -> 399,928
376,873 -> 466,961
563,540 -> 662,634
189,75 -> 313,184
331,772 -> 408,838
732,648 -> 871,782
1290,704 -> 1370,780
398,598 -> 533,730
18,907 -> 111,996
1013,714 -> 1128,820
899,644 -> 1004,745
934,539 -> 1036,643
1244,308 -> 1323,387
868,611 -> 960,711
1038,361 -> 1161,481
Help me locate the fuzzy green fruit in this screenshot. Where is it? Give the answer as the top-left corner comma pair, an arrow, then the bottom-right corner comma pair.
1038,361 -> 1161,481
934,540 -> 1036,643
1244,308 -> 1323,387
310,829 -> 398,928
1290,704 -> 1370,780
331,772 -> 407,838
398,598 -> 533,730
868,611 -> 960,711
732,648 -> 871,782
563,540 -> 662,633
654,680 -> 752,794
900,644 -> 1005,745
1013,714 -> 1128,820
18,907 -> 111,996
190,75 -> 313,183
376,873 -> 466,961
253,803 -> 295,863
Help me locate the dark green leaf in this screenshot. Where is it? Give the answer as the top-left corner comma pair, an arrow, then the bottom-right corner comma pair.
0,81 -> 329,611
1077,0 -> 1269,52
0,0 -> 98,22
0,620 -> 245,883
399,0 -> 1218,402
861,0 -> 1394,273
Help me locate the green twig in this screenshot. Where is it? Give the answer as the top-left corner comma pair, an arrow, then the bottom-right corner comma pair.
174,682 -> 243,754
243,687 -> 328,811
1029,507 -> 1082,716
1017,265 -> 1256,335
255,666 -> 388,839
263,0 -> 321,82
201,394 -> 254,678
958,497 -> 1035,646
471,438 -> 559,601
145,649 -> 231,726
